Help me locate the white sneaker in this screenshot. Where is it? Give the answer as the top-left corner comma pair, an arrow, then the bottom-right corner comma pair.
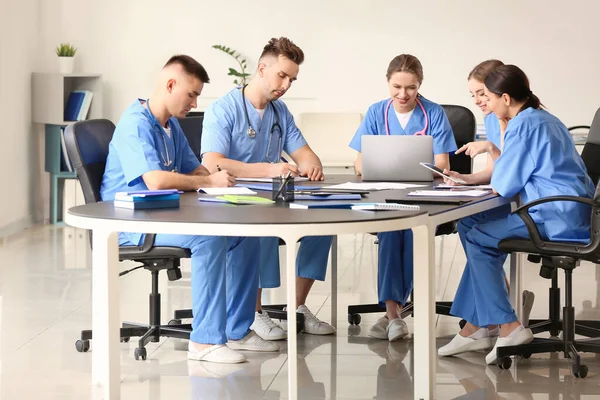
438,330 -> 494,357
387,318 -> 409,341
485,325 -> 534,365
368,317 -> 389,340
187,342 -> 246,364
522,290 -> 536,328
227,330 -> 280,352
251,311 -> 287,341
297,305 -> 336,335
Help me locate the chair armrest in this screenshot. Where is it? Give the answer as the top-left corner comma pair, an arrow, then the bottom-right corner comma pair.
511,196 -> 598,252
567,125 -> 590,131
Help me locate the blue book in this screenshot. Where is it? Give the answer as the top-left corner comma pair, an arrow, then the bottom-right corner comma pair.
294,194 -> 361,201
115,193 -> 180,202
114,199 -> 179,209
64,91 -> 86,121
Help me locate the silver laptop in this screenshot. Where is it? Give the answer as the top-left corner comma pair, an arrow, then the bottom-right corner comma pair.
361,135 -> 434,182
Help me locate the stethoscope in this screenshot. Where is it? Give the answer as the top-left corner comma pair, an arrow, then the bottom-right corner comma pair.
146,99 -> 175,171
384,96 -> 429,136
241,85 -> 283,163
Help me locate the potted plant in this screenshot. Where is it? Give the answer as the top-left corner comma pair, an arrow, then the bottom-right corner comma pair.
56,43 -> 77,74
212,45 -> 251,86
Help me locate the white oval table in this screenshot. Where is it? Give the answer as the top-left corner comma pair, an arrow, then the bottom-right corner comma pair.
66,182 -> 515,400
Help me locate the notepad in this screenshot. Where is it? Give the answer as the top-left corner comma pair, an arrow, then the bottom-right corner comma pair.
408,190 -> 489,197
435,184 -> 493,190
236,177 -> 310,183
235,183 -> 321,191
197,187 -> 257,195
323,182 -> 427,191
351,203 -> 420,211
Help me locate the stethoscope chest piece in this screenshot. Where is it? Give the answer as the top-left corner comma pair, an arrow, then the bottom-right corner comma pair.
247,127 -> 257,138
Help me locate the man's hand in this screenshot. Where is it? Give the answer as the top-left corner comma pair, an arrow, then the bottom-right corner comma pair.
455,141 -> 498,159
206,170 -> 235,187
267,162 -> 300,178
300,165 -> 324,181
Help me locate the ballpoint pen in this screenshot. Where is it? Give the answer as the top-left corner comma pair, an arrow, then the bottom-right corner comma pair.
274,171 -> 293,200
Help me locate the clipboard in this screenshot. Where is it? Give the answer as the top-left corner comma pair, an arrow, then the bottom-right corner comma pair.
386,198 -> 471,205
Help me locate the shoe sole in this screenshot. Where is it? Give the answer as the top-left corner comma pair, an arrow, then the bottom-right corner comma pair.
486,329 -> 534,364
227,343 -> 280,352
439,337 -> 493,357
388,329 -> 409,342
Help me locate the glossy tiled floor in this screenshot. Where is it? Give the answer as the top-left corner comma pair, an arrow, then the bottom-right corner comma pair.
1,224 -> 600,399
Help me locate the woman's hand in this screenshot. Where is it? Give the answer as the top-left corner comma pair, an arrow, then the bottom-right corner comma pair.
442,169 -> 473,186
455,141 -> 493,159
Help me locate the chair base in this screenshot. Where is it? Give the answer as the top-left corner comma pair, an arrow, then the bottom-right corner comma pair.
495,336 -> 600,378
174,305 -> 306,334
347,301 -> 455,326
75,322 -> 192,360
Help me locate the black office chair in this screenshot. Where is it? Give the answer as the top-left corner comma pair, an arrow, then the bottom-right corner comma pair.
347,104 -> 477,325
173,114 -> 305,330
64,119 -> 192,361
493,108 -> 600,376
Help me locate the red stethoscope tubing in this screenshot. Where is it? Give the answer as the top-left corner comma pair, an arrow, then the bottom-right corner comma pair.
384,97 -> 428,136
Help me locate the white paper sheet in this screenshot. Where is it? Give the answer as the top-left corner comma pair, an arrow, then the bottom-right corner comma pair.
435,184 -> 494,190
323,182 -> 427,191
197,187 -> 257,195
235,177 -> 310,183
408,189 -> 489,197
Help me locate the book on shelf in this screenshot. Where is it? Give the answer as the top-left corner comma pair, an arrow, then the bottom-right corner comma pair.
64,90 -> 94,122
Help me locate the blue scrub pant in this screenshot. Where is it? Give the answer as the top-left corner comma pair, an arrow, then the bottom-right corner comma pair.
120,234 -> 260,345
376,230 -> 414,308
450,205 -> 546,327
258,236 -> 333,288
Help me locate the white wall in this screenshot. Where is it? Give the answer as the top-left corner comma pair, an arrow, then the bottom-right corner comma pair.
0,0 -> 41,233
3,0 -> 600,230
34,0 -> 600,126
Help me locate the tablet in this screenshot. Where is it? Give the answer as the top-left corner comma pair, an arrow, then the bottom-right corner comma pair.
419,162 -> 467,185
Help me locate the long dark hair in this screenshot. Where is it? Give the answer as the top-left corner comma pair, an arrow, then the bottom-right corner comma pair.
484,65 -> 542,113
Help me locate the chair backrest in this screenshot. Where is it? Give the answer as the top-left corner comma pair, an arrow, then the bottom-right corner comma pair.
581,107 -> 600,185
177,114 -> 204,162
297,112 -> 363,168
441,104 -> 476,175
64,119 -> 116,204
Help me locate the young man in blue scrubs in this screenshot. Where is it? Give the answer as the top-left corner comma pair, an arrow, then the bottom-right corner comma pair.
349,54 -> 457,341
439,65 -> 595,364
101,55 -> 278,364
202,37 -> 335,340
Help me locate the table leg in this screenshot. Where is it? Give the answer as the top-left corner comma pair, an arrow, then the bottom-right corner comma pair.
92,230 -> 121,399
285,236 -> 299,400
412,223 -> 435,400
331,235 -> 338,329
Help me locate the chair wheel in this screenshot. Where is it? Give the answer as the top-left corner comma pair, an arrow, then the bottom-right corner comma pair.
75,339 -> 90,352
120,337 -> 130,343
134,347 -> 147,360
573,364 -> 588,378
348,313 -> 361,326
168,319 -> 182,326
521,352 -> 531,359
497,357 -> 512,370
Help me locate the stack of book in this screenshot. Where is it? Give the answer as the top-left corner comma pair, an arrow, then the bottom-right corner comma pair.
64,90 -> 94,122
114,189 -> 181,209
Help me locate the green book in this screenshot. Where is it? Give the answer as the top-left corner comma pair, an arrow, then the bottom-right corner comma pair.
216,195 -> 275,205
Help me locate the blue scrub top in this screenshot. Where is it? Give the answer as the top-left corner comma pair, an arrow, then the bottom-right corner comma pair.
100,99 -> 200,244
201,88 -> 307,163
491,107 -> 595,241
484,112 -> 501,149
349,96 -> 457,155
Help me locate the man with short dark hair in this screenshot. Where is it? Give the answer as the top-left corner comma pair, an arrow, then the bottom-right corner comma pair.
202,38 -> 336,341
101,55 -> 276,364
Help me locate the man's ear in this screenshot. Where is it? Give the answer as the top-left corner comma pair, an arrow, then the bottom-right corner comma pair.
166,78 -> 176,93
257,62 -> 267,78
